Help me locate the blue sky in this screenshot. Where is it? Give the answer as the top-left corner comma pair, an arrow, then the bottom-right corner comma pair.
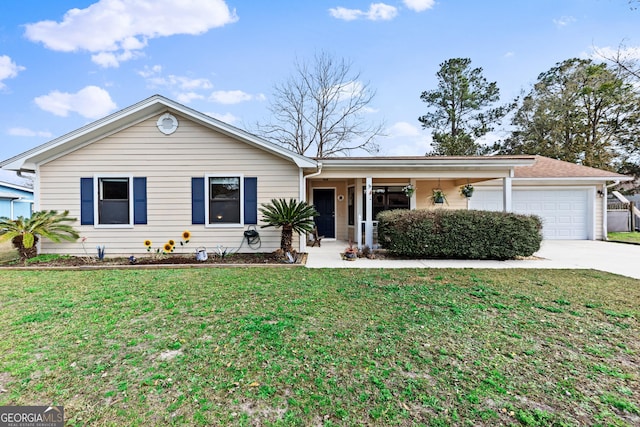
0,0 -> 638,162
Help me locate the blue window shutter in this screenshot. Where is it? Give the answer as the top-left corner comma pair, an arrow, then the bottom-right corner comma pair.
244,177 -> 258,224
80,177 -> 94,225
192,177 -> 205,224
133,177 -> 147,225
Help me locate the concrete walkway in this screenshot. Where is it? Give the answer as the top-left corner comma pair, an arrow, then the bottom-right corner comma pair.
305,240 -> 640,280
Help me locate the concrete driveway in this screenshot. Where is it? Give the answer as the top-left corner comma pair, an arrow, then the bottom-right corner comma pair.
305,240 -> 640,280
533,240 -> 640,279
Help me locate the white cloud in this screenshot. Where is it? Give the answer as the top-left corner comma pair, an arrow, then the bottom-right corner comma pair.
378,121 -> 431,156
209,90 -> 265,104
335,81 -> 364,101
0,55 -> 25,89
176,92 -> 205,104
91,50 -> 140,68
34,85 -> 117,119
403,0 -> 435,12
329,3 -> 398,21
138,65 -> 214,103
138,64 -> 162,79
24,0 -> 238,67
205,111 -> 239,124
328,7 -> 361,21
504,51 -> 515,58
553,16 -> 576,28
388,121 -> 420,137
148,75 -> 213,91
7,127 -> 53,138
592,45 -> 640,61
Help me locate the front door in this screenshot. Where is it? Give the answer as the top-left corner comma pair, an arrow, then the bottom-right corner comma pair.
313,188 -> 335,238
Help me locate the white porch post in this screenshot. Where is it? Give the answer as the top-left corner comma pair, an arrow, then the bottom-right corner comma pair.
503,175 -> 513,212
365,176 -> 373,248
356,179 -> 363,247
299,169 -> 306,253
410,178 -> 417,210
602,184 -> 608,240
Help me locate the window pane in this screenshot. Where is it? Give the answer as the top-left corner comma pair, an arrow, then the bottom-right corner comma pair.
98,178 -> 130,224
209,177 -> 240,224
210,177 -> 239,200
101,178 -> 129,200
362,186 -> 409,221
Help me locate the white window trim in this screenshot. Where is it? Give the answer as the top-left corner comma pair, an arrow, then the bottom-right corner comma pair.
93,173 -> 134,229
205,174 -> 244,228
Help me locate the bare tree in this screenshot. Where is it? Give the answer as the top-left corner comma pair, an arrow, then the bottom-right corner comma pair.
256,51 -> 383,158
597,41 -> 640,81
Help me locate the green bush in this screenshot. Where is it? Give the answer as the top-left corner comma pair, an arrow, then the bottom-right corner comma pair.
377,209 -> 542,260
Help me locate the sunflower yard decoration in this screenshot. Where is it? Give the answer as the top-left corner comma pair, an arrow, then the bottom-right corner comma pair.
144,230 -> 191,255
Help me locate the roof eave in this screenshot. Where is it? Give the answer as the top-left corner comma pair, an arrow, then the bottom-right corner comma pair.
320,158 -> 536,169
513,176 -> 634,182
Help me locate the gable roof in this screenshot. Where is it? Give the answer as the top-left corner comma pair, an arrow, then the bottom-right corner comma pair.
0,170 -> 33,192
514,155 -> 632,180
0,94 -> 317,171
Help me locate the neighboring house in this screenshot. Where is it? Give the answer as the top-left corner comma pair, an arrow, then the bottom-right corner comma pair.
0,95 -> 631,256
0,170 -> 33,219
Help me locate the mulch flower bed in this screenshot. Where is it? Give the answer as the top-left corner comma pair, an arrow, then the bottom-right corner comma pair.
2,252 -> 304,268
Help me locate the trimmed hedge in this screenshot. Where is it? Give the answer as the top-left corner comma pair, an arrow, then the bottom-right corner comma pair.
377,209 -> 542,260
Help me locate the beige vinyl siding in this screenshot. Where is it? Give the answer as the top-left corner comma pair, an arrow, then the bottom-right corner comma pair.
38,114 -> 301,256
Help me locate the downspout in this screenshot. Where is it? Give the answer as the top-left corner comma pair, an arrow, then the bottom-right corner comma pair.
300,162 -> 323,252
10,197 -> 23,220
300,162 -> 323,202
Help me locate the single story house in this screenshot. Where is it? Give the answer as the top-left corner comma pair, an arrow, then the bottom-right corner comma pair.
0,95 -> 631,256
0,170 -> 33,219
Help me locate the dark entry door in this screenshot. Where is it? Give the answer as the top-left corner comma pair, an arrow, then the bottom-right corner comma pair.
313,188 -> 335,238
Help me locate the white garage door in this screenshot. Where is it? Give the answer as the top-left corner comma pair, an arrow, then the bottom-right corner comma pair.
469,188 -> 590,240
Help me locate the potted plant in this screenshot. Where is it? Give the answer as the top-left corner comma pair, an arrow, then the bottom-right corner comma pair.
460,183 -> 474,198
343,241 -> 358,260
431,188 -> 447,205
402,184 -> 415,198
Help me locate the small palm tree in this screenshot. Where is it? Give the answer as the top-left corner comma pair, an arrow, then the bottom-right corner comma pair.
0,210 -> 80,261
259,199 -> 318,253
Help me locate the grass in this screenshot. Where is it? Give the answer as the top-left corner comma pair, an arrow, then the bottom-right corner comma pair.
608,231 -> 640,244
0,240 -> 18,264
0,268 -> 638,426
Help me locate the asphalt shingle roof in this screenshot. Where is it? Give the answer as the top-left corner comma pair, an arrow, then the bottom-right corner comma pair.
514,156 -> 628,179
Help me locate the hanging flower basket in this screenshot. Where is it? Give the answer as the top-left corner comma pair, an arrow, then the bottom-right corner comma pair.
431,189 -> 447,205
460,184 -> 474,198
402,184 -> 415,198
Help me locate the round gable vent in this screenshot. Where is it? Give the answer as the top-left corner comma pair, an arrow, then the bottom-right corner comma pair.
157,113 -> 178,135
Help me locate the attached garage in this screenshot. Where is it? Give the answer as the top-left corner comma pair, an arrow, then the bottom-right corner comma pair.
469,188 -> 592,240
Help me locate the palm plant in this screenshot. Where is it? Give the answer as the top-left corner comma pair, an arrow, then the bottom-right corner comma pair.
0,210 -> 80,261
259,199 -> 318,253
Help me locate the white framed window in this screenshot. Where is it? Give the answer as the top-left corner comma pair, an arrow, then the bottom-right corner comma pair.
94,174 -> 134,228
205,174 -> 244,227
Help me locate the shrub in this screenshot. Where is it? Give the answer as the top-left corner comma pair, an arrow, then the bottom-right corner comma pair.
377,209 -> 542,260
0,210 -> 79,261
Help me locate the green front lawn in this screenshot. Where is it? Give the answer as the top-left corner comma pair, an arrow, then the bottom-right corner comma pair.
609,231 -> 640,244
0,240 -> 17,264
1,268 -> 638,426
